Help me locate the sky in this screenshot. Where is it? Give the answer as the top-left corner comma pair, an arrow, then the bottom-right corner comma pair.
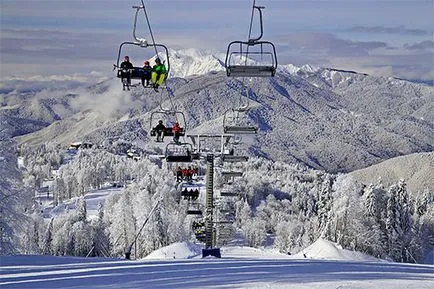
1,0 -> 433,84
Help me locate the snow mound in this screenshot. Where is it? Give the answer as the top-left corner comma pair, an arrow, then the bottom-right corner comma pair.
143,241 -> 203,260
221,246 -> 290,259
294,238 -> 380,262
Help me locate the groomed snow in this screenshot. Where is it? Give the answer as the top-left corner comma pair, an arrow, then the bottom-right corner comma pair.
1,240 -> 433,289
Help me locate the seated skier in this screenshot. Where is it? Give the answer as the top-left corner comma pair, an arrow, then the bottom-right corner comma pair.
141,60 -> 153,87
172,122 -> 182,144
153,120 -> 166,142
120,56 -> 134,91
151,58 -> 167,91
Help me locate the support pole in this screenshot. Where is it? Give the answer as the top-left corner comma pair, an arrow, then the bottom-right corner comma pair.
205,154 -> 214,249
202,154 -> 221,258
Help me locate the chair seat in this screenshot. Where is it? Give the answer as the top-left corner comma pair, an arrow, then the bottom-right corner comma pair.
224,126 -> 258,134
166,155 -> 192,163
227,65 -> 276,77
150,128 -> 185,137
222,155 -> 249,162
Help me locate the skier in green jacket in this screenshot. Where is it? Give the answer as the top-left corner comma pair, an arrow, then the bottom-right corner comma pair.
151,58 -> 167,91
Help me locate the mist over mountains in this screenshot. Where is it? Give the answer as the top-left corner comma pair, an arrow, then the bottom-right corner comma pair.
1,49 -> 433,173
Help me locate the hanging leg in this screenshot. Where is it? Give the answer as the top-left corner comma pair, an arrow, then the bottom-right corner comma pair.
157,74 -> 167,86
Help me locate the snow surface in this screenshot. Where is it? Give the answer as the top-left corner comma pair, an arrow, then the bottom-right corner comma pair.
292,238 -> 380,262
1,239 -> 433,289
39,185 -> 123,219
348,152 -> 434,193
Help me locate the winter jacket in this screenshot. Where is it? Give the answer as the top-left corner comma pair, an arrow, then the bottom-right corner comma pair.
152,63 -> 167,75
121,61 -> 134,69
142,65 -> 152,77
172,123 -> 181,133
154,123 -> 166,131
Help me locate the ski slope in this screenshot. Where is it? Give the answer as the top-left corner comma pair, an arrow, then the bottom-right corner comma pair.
1,241 -> 433,289
37,185 -> 124,219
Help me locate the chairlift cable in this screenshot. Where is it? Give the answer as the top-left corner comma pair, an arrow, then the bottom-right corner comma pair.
247,0 -> 256,42
140,0 -> 159,57
139,0 -> 178,118
245,0 -> 256,66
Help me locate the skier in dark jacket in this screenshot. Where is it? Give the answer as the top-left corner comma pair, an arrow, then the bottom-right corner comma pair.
141,60 -> 152,87
120,56 -> 134,90
153,120 -> 166,142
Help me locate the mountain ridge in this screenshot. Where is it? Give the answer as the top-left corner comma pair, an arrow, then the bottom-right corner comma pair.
3,49 -> 433,173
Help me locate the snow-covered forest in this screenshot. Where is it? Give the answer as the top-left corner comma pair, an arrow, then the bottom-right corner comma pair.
3,141 -> 432,264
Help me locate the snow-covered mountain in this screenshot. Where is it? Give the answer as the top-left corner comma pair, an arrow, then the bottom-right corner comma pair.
349,152 -> 434,193
3,49 -> 433,173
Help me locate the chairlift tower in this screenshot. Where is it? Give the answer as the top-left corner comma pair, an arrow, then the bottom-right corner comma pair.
185,133 -> 248,258
202,154 -> 221,258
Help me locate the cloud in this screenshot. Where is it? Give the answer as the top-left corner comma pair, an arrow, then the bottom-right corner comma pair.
277,32 -> 388,58
0,72 -> 109,94
350,26 -> 431,36
0,71 -> 140,118
69,80 -> 135,117
404,40 -> 434,50
0,28 -> 121,77
275,32 -> 433,84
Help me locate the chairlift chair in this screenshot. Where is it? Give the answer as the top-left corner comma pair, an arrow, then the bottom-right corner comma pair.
222,155 -> 249,163
165,142 -> 193,163
181,188 -> 200,200
224,2 -> 277,78
187,202 -> 203,215
220,191 -> 239,197
192,220 -> 205,230
221,171 -> 243,178
223,108 -> 258,134
187,209 -> 203,215
115,42 -> 170,87
114,5 -> 170,89
150,110 -> 187,140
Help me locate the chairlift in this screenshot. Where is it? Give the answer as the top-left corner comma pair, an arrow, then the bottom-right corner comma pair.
220,191 -> 239,197
114,5 -> 170,89
192,220 -> 205,230
150,110 -> 186,141
221,140 -> 249,162
223,108 -> 258,134
195,231 -> 206,242
181,188 -> 200,200
165,142 -> 193,163
187,209 -> 203,216
187,202 -> 203,215
222,155 -> 249,163
221,171 -> 243,178
224,1 -> 277,78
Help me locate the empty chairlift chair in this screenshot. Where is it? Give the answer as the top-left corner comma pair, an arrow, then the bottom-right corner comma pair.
187,209 -> 203,216
224,2 -> 277,78
221,171 -> 243,178
220,191 -> 239,197
223,108 -> 258,134
221,154 -> 249,163
187,202 -> 203,215
165,143 -> 193,163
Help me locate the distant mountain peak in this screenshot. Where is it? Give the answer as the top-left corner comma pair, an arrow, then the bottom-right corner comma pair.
166,48 -> 320,79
